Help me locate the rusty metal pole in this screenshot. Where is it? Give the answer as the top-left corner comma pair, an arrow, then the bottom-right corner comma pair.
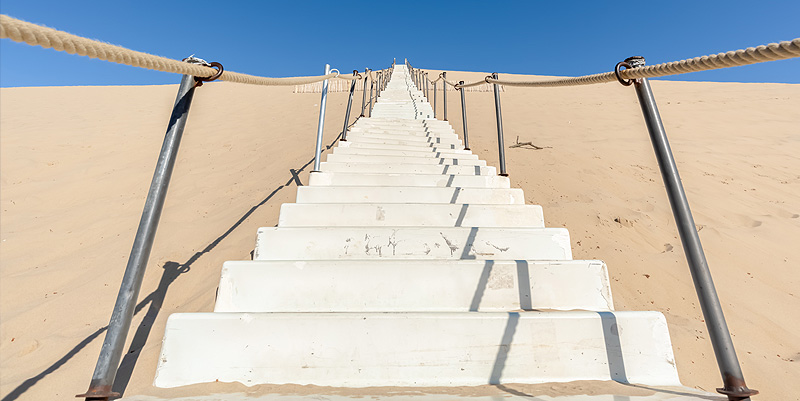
442,71 -> 448,121
360,69 -> 369,117
458,81 -> 470,151
491,72 -> 507,176
624,56 -> 757,401
340,70 -> 358,142
77,64 -> 203,401
433,80 -> 437,119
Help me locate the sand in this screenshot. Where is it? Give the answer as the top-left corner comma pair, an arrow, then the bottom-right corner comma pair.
1,72 -> 798,400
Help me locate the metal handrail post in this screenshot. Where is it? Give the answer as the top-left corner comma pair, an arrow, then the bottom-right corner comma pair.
340,70 -> 358,142
360,68 -> 368,117
425,73 -> 429,100
442,72 -> 448,121
369,77 -> 375,116
311,63 -> 331,172
491,72 -> 507,176
626,57 -> 757,401
433,80 -> 437,119
77,72 -> 199,401
458,81 -> 470,151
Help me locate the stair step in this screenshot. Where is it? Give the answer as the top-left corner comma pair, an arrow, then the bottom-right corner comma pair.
295,186 -> 524,204
338,141 -> 470,153
325,154 -> 485,166
333,146 -> 477,159
214,260 -> 612,312
253,227 -> 572,260
319,162 -> 494,175
309,172 -> 509,188
347,133 -> 462,145
278,203 -> 542,227
154,311 -> 679,388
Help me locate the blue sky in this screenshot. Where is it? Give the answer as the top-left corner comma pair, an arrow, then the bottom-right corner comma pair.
1,0 -> 798,87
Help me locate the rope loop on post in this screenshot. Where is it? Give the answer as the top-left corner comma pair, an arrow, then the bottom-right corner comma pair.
614,61 -> 633,86
193,62 -> 223,87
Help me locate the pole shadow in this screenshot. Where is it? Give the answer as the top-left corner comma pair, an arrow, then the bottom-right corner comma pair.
2,132 -> 343,401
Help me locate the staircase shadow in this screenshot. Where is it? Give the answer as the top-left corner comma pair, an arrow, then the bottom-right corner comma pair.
2,133 -> 343,401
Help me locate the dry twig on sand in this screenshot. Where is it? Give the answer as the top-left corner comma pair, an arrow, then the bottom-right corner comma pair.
511,136 -> 552,150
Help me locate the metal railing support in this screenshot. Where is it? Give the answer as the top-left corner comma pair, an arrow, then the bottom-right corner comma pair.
433,80 -> 437,119
311,63 -> 331,172
360,68 -> 368,117
491,72 -> 507,176
425,73 -> 429,100
625,56 -> 757,401
340,70 -> 358,142
369,77 -> 375,116
442,71 -> 448,121
458,81 -> 470,150
77,71 -> 199,401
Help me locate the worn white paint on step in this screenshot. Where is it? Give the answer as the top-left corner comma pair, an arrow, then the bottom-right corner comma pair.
253,227 -> 572,260
154,311 -> 679,388
308,172 -> 510,188
214,260 -> 613,312
278,203 -> 542,227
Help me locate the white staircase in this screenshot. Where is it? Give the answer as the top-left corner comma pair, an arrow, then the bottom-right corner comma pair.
151,65 -> 712,399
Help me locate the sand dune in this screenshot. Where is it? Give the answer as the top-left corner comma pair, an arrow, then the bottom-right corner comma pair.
1,72 -> 798,400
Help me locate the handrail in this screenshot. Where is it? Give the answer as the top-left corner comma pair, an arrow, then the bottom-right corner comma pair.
1,15 -> 396,399
404,37 -> 800,401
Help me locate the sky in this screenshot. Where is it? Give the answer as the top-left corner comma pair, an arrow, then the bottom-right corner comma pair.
1,0 -> 798,87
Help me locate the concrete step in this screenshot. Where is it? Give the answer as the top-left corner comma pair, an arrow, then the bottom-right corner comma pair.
350,126 -> 455,135
253,227 -> 572,260
308,172 -> 510,188
344,137 -> 464,148
214,260 -> 613,312
295,186 -> 524,204
154,311 -> 679,388
332,146 -> 478,159
319,162 -> 494,175
347,133 -> 462,146
325,154 -> 485,166
278,203 -> 542,227
337,141 -> 470,153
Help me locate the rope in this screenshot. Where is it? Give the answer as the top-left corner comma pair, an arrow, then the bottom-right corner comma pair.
462,38 -> 800,88
0,15 -> 356,85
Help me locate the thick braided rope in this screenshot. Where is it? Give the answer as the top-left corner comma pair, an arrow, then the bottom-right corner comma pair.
457,38 -> 800,89
0,15 -> 355,85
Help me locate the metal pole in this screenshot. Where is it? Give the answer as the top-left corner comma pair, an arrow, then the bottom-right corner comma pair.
433,80 -> 437,119
360,68 -> 368,117
442,71 -> 448,121
626,56 -> 757,401
340,70 -> 358,142
311,63 -> 331,172
491,72 -> 507,176
77,72 -> 199,401
369,77 -> 375,116
425,73 -> 429,100
458,81 -> 470,151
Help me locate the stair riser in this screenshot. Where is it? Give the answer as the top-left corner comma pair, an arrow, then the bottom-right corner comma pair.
215,260 -> 612,312
325,154 -> 485,166
295,187 -> 524,204
278,203 -> 542,227
154,311 -> 679,388
345,137 -> 463,148
332,147 -> 478,159
308,172 -> 510,188
347,133 -> 462,145
337,141 -> 470,153
319,163 -> 495,175
254,227 -> 572,260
